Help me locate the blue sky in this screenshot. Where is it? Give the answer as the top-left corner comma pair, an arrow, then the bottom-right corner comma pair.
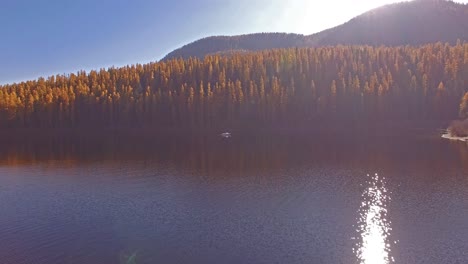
1,0 -> 466,84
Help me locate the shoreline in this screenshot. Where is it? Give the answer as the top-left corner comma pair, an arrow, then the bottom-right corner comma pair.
441,133 -> 468,142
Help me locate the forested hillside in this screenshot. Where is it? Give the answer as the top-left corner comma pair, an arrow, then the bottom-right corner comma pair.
1,43 -> 468,130
309,0 -> 468,47
163,0 -> 468,60
164,33 -> 306,61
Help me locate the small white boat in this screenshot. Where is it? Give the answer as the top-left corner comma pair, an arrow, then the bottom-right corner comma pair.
220,132 -> 232,138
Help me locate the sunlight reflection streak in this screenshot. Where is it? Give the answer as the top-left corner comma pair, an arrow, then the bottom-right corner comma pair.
354,173 -> 394,264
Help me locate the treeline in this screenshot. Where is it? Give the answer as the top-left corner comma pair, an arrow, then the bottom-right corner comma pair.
1,43 -> 468,130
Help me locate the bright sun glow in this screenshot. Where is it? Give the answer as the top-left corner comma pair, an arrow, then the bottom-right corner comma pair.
271,0 -> 407,35
354,173 -> 395,264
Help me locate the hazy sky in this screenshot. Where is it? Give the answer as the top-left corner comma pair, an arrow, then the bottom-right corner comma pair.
0,0 -> 466,84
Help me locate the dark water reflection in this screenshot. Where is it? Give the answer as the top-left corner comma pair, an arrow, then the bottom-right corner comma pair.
0,130 -> 467,264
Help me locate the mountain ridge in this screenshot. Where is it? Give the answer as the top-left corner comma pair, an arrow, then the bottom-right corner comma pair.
163,0 -> 468,60
163,33 -> 307,61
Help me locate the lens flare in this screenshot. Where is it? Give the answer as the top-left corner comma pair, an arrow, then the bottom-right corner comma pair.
354,173 -> 394,264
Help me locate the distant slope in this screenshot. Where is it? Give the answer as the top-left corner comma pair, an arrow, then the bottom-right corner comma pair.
163,33 -> 306,60
163,0 -> 468,60
308,0 -> 468,46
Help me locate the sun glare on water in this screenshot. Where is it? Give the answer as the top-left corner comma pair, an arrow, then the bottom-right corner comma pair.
354,173 -> 395,264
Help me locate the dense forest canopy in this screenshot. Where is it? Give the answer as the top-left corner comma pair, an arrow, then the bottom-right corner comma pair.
1,43 -> 468,130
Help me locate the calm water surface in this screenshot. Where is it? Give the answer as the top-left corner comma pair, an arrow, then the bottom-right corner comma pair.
0,131 -> 467,264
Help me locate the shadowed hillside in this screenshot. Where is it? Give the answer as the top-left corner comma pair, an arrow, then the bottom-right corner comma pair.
309,0 -> 468,46
163,0 -> 468,60
163,33 -> 306,61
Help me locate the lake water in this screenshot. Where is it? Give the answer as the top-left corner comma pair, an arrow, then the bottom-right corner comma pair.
0,130 -> 467,264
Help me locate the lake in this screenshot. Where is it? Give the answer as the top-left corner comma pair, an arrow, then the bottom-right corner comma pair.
0,130 -> 467,264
